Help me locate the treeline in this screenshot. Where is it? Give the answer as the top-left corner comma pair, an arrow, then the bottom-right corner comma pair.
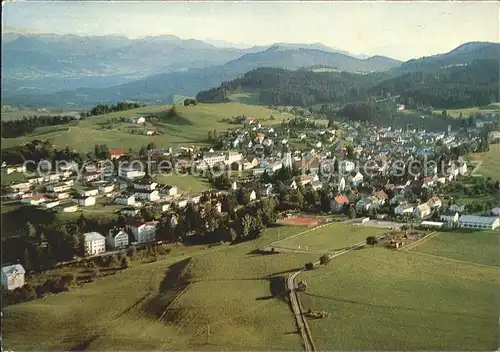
1,115 -> 77,138
84,102 -> 142,117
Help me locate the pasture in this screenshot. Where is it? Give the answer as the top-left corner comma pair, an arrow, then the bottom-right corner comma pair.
1,102 -> 293,152
271,223 -> 383,252
433,102 -> 500,118
155,174 -> 210,195
408,230 -> 500,267
2,225 -> 316,350
468,143 -> 500,180
298,231 -> 500,350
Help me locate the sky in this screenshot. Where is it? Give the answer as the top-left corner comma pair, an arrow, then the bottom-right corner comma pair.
2,1 -> 499,60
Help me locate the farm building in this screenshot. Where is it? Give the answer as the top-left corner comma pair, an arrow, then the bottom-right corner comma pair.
1,264 -> 26,291
458,215 -> 500,230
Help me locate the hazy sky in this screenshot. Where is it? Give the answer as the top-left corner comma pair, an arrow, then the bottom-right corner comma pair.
2,1 -> 499,60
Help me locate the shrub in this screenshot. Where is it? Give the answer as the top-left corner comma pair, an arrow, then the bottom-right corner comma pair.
305,262 -> 315,271
127,247 -> 137,259
366,236 -> 378,246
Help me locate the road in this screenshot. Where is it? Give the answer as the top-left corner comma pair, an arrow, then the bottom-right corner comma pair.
286,233 -> 386,351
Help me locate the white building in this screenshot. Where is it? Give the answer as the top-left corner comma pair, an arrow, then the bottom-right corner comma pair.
135,190 -> 160,202
127,220 -> 158,243
164,185 -> 178,197
1,264 -> 26,291
83,232 -> 106,256
80,188 -> 99,197
99,184 -> 115,194
21,195 -> 46,206
340,160 -> 355,173
119,167 -> 145,180
57,203 -> 79,213
227,151 -> 243,164
46,183 -> 71,193
42,200 -> 60,209
202,152 -> 226,167
440,212 -> 459,225
414,203 -> 432,219
107,229 -> 129,249
72,196 -> 96,207
458,215 -> 500,230
133,180 -> 157,191
394,204 -> 414,216
115,194 -> 135,206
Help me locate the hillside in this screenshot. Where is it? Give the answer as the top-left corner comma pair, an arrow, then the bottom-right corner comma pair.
0,102 -> 293,152
197,58 -> 500,109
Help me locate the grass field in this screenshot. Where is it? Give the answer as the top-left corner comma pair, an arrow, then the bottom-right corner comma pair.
433,103 -> 500,118
272,223 -> 383,252
468,143 -> 500,179
2,225 -> 317,350
1,103 -> 293,152
298,231 -> 500,350
155,174 -> 210,195
409,230 -> 500,267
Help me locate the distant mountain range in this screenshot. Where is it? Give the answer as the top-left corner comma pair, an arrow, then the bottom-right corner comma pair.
1,33 -> 498,108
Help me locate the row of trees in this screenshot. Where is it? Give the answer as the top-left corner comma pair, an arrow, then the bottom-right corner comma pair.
1,115 -> 77,138
84,102 -> 142,117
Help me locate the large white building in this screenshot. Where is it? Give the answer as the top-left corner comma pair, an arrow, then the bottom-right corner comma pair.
72,196 -> 96,207
202,152 -> 226,167
133,180 -> 157,191
83,232 -> 106,256
1,264 -> 25,291
135,190 -> 160,202
127,220 -> 158,243
458,215 -> 500,230
119,166 -> 146,180
107,228 -> 129,249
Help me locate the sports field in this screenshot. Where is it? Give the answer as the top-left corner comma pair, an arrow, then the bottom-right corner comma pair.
271,223 -> 383,252
298,230 -> 500,350
278,216 -> 326,227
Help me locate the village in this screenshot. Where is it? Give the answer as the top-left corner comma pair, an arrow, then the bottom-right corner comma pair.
1,110 -> 499,292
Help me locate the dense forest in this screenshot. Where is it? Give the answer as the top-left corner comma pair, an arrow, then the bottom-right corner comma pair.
197,67 -> 375,106
197,59 -> 499,109
1,115 -> 77,138
371,59 -> 500,108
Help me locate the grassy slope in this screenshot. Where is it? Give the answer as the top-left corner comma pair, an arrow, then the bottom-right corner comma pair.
272,224 -> 383,252
155,174 -> 210,195
2,225 -> 316,351
468,143 -> 500,179
1,103 -> 293,151
299,236 -> 500,350
409,230 -> 500,267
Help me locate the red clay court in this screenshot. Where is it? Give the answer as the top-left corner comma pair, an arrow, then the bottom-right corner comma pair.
278,216 -> 326,227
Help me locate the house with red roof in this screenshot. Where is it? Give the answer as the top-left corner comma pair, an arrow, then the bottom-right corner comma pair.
109,148 -> 125,160
330,195 -> 350,213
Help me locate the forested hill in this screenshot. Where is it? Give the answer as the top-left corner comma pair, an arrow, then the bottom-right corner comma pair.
197,59 -> 500,109
197,68 -> 377,106
372,59 -> 499,108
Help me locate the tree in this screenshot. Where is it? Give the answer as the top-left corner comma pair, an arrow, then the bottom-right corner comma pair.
22,248 -> 32,271
241,215 -> 252,239
319,254 -> 331,266
77,214 -> 88,232
305,262 -> 315,271
127,246 -> 137,259
347,206 -> 357,219
121,256 -> 131,269
366,236 -> 378,246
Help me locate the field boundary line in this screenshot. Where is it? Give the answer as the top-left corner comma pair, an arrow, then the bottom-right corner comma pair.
398,231 -> 438,251
403,250 -> 500,270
